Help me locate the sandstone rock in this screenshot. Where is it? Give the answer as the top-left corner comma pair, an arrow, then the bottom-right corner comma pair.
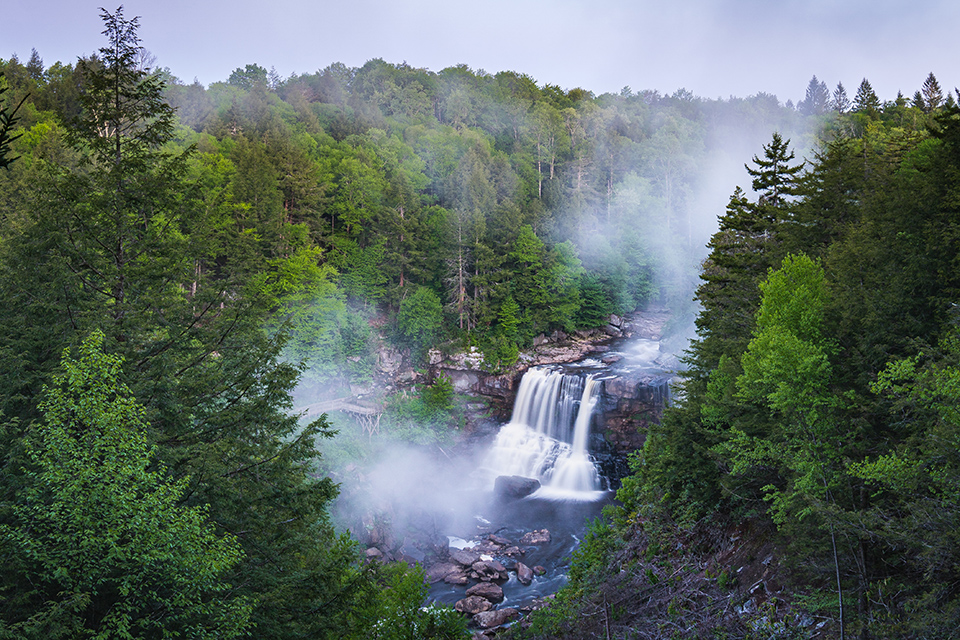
495,475 -> 541,500
473,608 -> 519,629
533,565 -> 546,575
516,562 -> 534,585
488,534 -> 511,546
443,570 -> 470,585
450,549 -> 481,567
396,368 -> 417,383
520,529 -> 551,545
466,581 -> 504,603
475,560 -> 508,581
456,595 -> 493,615
378,347 -> 403,374
364,547 -> 383,559
425,562 -> 460,583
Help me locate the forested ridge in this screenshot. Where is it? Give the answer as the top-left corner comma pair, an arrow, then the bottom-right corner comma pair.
516,78 -> 960,638
1,6 -> 956,639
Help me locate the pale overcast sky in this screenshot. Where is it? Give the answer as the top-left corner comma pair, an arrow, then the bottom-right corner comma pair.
5,0 -> 958,104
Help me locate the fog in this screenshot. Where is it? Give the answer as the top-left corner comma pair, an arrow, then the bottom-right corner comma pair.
11,1 -> 957,108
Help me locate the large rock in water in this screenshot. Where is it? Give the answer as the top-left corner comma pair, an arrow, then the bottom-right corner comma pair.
466,581 -> 504,603
450,548 -> 481,567
494,475 -> 541,499
516,562 -> 534,585
520,529 -> 551,545
424,562 -> 460,583
455,595 -> 493,615
473,608 -> 519,629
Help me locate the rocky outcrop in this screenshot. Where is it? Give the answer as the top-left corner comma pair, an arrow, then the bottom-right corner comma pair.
595,373 -> 672,454
494,475 -> 541,499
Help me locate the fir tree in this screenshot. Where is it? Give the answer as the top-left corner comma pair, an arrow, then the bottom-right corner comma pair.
799,75 -> 830,115
853,78 -> 881,115
833,81 -> 850,114
921,71 -> 943,112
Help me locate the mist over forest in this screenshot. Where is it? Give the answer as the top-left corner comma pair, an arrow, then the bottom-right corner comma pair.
2,6 -> 959,639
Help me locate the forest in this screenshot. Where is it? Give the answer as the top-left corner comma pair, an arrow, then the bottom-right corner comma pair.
1,6 -> 957,639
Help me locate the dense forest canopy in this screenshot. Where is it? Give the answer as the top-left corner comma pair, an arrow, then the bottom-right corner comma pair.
2,6 -> 958,639
1,33 -> 823,396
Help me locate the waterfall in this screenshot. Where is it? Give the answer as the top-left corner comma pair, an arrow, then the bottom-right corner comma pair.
484,368 -> 606,500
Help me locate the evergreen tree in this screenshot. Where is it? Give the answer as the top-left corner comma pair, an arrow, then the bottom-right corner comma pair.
746,131 -> 804,208
853,78 -> 881,115
799,75 -> 830,115
833,81 -> 850,114
0,10 -> 376,638
0,86 -> 25,169
921,71 -> 943,112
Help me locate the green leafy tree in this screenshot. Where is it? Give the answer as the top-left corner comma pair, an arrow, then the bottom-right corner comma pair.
850,328 -> 960,636
357,564 -> 468,640
0,11 -> 379,639
724,253 -> 851,635
397,285 -> 443,354
0,331 -> 251,639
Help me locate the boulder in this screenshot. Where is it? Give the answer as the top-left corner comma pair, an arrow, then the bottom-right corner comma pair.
516,562 -> 534,585
488,534 -> 512,546
425,562 -> 460,583
455,596 -> 493,615
494,475 -> 541,500
520,529 -> 551,545
471,560 -> 508,582
443,570 -> 470,585
466,581 -> 504,603
450,549 -> 481,567
473,608 -> 519,629
533,565 -> 546,576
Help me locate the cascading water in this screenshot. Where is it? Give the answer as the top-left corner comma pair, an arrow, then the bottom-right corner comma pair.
483,367 -> 606,500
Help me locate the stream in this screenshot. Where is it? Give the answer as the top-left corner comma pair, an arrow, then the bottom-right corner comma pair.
423,333 -> 674,610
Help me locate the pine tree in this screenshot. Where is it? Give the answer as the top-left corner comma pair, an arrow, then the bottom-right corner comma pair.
921,71 -> 943,112
853,78 -> 881,115
0,9 -> 376,638
799,75 -> 830,115
746,131 -> 804,208
0,86 -> 26,169
833,81 -> 850,114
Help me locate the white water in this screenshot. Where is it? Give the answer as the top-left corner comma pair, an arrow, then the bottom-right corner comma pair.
484,368 -> 605,501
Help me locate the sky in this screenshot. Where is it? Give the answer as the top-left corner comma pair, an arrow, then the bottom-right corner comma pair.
5,0 -> 959,104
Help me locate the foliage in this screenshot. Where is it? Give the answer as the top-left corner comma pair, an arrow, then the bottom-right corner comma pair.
356,563 -> 469,640
382,375 -> 460,444
0,331 -> 250,639
397,285 -> 443,354
0,86 -> 26,169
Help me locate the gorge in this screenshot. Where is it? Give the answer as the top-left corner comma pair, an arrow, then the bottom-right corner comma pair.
323,309 -> 681,631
